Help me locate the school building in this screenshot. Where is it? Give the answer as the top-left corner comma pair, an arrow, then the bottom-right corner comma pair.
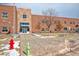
0,5 -> 79,34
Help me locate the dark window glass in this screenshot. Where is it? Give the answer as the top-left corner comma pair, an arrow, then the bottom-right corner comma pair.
77,22 -> 79,24
42,28 -> 44,31
73,22 -> 75,24
64,21 -> 66,24
2,12 -> 8,19
2,27 -> 8,32
64,27 -> 67,30
20,22 -> 29,26
23,14 -> 27,18
70,22 -> 72,24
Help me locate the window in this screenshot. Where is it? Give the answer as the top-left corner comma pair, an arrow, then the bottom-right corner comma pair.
70,22 -> 72,24
77,22 -> 79,24
21,14 -> 28,18
73,22 -> 75,24
64,21 -> 67,24
20,22 -> 29,26
55,29 -> 57,31
2,11 -> 8,19
64,27 -> 67,31
75,28 -> 79,32
70,28 -> 73,31
2,27 -> 8,32
42,19 -> 48,23
23,14 -> 27,18
42,28 -> 44,31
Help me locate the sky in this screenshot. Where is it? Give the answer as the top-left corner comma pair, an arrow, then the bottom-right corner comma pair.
1,3 -> 79,18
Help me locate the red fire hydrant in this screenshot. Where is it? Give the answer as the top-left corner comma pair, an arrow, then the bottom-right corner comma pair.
9,36 -> 15,50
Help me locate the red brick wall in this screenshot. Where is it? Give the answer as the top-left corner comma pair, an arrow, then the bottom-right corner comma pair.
0,5 -> 16,34
31,15 -> 79,33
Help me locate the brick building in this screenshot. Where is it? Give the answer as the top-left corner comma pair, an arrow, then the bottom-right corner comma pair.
32,15 -> 79,33
0,5 -> 79,34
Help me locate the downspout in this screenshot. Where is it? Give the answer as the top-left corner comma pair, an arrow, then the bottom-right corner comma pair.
13,3 -> 16,34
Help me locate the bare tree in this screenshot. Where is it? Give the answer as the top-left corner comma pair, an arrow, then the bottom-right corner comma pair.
55,20 -> 63,32
42,8 -> 57,33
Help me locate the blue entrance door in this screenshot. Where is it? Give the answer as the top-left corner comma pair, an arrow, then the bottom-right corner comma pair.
20,22 -> 29,33
22,28 -> 27,33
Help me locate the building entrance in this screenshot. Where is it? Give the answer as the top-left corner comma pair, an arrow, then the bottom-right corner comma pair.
20,22 -> 29,33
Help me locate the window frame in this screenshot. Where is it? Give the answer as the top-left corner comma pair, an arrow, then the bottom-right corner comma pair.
23,14 -> 27,18
21,14 -> 28,19
64,27 -> 68,31
70,22 -> 72,24
2,27 -> 8,32
64,21 -> 67,24
2,11 -> 8,20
